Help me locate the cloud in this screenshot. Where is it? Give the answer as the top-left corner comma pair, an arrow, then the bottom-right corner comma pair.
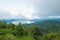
0,0 -> 60,19
0,5 -> 38,19
48,16 -> 60,18
0,10 -> 12,19
14,5 -> 39,19
33,0 -> 60,17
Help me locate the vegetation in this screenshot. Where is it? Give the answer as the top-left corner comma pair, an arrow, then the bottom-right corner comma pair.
0,20 -> 60,40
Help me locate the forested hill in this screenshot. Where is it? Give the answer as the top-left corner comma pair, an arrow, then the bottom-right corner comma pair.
1,18 -> 60,24
24,18 -> 60,26
0,18 -> 60,40
23,18 -> 60,33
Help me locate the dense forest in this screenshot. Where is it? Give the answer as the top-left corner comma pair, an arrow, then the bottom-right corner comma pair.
0,20 -> 60,40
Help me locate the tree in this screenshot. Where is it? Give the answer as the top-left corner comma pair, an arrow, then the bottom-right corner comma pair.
15,23 -> 25,37
6,23 -> 15,30
0,21 -> 7,29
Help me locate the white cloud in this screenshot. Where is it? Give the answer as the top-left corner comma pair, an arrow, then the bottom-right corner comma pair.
0,0 -> 59,19
0,5 -> 38,19
0,0 -> 39,19
0,10 -> 11,19
48,16 -> 60,18
15,6 -> 38,19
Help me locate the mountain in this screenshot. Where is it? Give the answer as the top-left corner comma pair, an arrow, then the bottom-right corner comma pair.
0,18 -> 60,25
0,19 -> 34,24
1,18 -> 60,32
23,18 -> 60,32
24,18 -> 60,26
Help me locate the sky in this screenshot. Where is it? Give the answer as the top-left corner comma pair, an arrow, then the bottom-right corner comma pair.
0,0 -> 60,19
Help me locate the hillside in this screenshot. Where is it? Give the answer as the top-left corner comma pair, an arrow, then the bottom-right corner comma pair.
0,18 -> 60,40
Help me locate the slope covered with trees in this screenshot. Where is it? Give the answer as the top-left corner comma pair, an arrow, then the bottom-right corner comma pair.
0,20 -> 60,40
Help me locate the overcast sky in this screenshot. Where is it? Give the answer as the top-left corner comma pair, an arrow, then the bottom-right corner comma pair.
0,0 -> 60,19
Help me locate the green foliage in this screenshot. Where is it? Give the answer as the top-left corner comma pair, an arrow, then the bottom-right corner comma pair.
6,23 -> 15,30
5,33 -> 16,40
0,21 -> 60,40
0,21 -> 6,29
